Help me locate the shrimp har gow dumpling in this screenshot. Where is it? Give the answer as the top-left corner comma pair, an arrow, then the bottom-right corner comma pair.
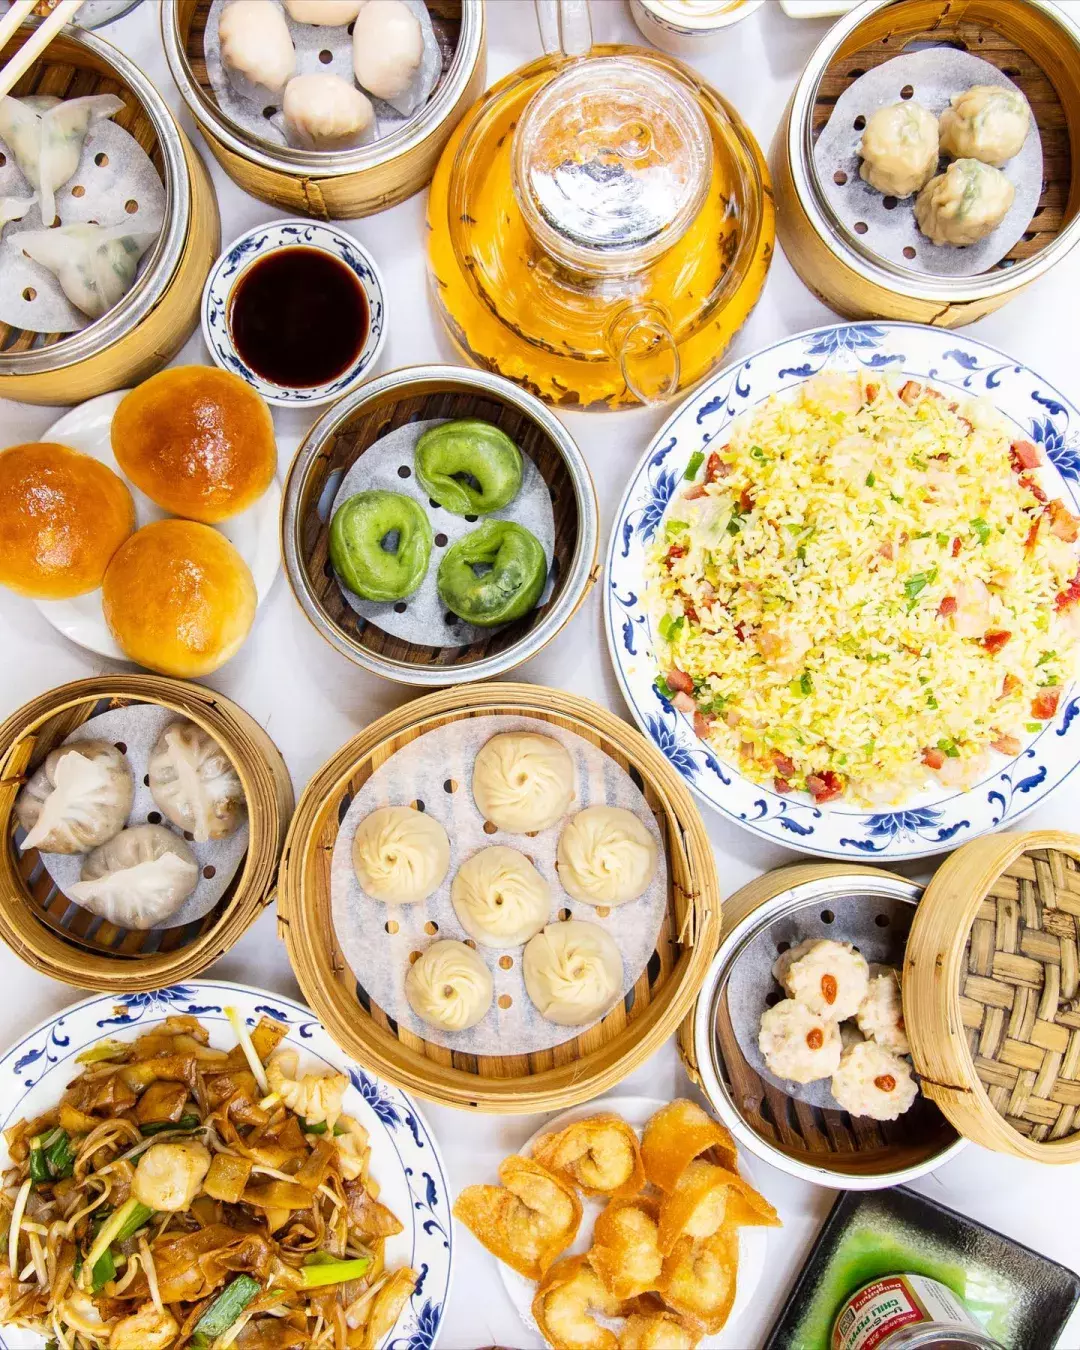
0,94 -> 122,226
939,84 -> 1030,167
405,940 -> 493,1031
16,740 -> 133,855
915,158 -> 1014,246
858,100 -> 939,197
352,0 -> 423,101
352,805 -> 450,903
556,806 -> 657,906
472,732 -> 574,833
148,719 -> 246,843
284,0 -> 366,22
219,0 -> 296,99
523,920 -> 623,1027
69,824 -> 198,930
282,74 -> 374,151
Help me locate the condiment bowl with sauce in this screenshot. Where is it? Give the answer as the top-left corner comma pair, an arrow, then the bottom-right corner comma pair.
201,219 -> 386,409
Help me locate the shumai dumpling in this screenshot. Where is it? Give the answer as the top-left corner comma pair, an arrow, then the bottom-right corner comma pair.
533,1113 -> 645,1198
939,84 -> 1030,166
773,937 -> 869,1020
915,158 -> 1014,246
831,1039 -> 919,1121
640,1098 -> 739,1193
453,1155 -> 582,1281
859,100 -> 939,197
758,998 -> 842,1084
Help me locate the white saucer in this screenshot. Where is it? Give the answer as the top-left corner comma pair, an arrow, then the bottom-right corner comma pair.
33,388 -> 281,660
499,1095 -> 772,1348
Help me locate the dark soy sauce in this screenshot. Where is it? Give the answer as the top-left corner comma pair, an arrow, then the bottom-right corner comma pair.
229,247 -> 369,388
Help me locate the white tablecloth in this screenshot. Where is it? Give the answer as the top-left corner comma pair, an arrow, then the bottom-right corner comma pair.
2,1 -> 1079,1345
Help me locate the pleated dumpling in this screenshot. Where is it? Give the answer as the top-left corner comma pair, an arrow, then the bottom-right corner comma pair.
405,940 -> 493,1031
556,806 -> 657,906
16,740 -> 133,854
148,719 -> 246,842
0,93 -> 122,225
472,732 -> 574,833
19,223 -> 158,321
915,158 -> 1014,246
352,805 -> 450,903
858,100 -> 939,197
939,84 -> 1030,167
522,920 -> 622,1027
451,846 -> 550,948
68,823 -> 198,929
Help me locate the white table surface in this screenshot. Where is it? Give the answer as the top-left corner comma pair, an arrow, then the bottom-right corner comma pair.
2,1 -> 1080,1346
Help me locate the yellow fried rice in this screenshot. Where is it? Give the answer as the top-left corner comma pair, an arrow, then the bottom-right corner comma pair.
646,372 -> 1080,805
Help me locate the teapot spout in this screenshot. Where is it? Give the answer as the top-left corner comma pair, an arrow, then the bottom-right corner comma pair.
609,304 -> 681,405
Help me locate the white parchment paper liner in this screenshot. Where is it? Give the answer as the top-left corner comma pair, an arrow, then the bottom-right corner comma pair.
330,715 -> 668,1054
814,50 -> 1042,277
17,706 -> 249,931
0,117 -> 165,333
330,418 -> 556,648
205,0 -> 441,151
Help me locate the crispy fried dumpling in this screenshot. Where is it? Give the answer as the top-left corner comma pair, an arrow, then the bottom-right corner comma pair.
858,100 -> 939,197
657,1224 -> 740,1334
640,1098 -> 738,1193
915,158 -> 1014,246
657,1159 -> 780,1255
533,1112 -> 645,1199
532,1254 -> 624,1350
588,1197 -> 662,1300
453,1155 -> 581,1280
939,84 -> 1030,166
619,1302 -> 702,1350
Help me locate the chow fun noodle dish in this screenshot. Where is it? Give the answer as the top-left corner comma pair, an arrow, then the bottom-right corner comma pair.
647,372 -> 1080,806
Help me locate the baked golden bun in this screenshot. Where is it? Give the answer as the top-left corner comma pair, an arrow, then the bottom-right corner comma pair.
111,366 -> 276,523
0,441 -> 135,599
102,519 -> 257,676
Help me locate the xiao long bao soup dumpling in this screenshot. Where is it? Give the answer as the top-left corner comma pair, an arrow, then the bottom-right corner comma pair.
352,805 -> 450,904
556,806 -> 658,906
523,920 -> 623,1027
472,732 -> 575,833
16,740 -> 134,855
939,84 -> 1031,167
915,158 -> 1014,247
858,100 -> 939,197
405,940 -> 493,1031
451,847 -> 550,948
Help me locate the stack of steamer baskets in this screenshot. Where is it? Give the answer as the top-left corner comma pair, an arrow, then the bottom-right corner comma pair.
0,677 -> 293,992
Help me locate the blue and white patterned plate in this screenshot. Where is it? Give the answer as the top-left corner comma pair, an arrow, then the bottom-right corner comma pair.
201,219 -> 387,408
0,982 -> 450,1350
605,322 -> 1080,861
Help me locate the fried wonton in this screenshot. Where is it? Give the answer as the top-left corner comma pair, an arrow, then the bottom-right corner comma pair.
533,1113 -> 646,1199
619,1301 -> 702,1350
588,1196 -> 662,1301
657,1224 -> 740,1334
640,1098 -> 738,1193
453,1155 -> 582,1280
657,1160 -> 781,1254
532,1254 -> 626,1350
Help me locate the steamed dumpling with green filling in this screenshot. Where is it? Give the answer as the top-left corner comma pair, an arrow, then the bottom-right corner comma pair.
858,101 -> 939,197
0,94 -> 123,225
939,85 -> 1030,167
915,158 -> 1014,246
19,223 -> 158,321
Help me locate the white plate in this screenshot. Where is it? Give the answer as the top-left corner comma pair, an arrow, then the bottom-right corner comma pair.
498,1095 -> 771,1348
33,389 -> 281,660
0,980 -> 452,1350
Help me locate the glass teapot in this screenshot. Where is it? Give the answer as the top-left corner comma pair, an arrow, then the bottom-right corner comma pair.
426,0 -> 775,411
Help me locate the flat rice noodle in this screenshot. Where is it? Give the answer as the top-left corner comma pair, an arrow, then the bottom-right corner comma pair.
119,1054 -> 198,1094
250,1018 -> 289,1063
344,1179 -> 404,1239
78,1072 -> 137,1115
133,1223 -> 273,1303
204,1152 -> 254,1203
242,1180 -> 316,1211
233,1115 -> 308,1169
294,1137 -> 336,1192
236,1317 -> 310,1348
58,1103 -> 100,1135
162,1015 -> 211,1043
134,1079 -> 190,1124
364,1268 -> 418,1344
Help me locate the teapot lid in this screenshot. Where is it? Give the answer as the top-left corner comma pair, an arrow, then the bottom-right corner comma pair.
512,55 -> 712,274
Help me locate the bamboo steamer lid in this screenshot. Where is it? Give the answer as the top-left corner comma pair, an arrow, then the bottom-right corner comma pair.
905,830 -> 1080,1163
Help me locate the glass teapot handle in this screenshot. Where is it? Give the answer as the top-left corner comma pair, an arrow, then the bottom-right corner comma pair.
533,0 -> 593,56
609,304 -> 681,406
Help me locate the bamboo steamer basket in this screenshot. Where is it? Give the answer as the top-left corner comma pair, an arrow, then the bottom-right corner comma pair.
772,0 -> 1080,325
0,24 -> 220,406
905,830 -> 1080,1164
162,0 -> 486,219
278,683 -> 722,1113
0,677 -> 294,993
681,864 -> 963,1188
280,365 -> 599,686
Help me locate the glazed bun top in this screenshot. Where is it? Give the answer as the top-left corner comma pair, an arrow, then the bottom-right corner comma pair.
102,518 -> 257,678
0,442 -> 134,599
111,366 -> 276,524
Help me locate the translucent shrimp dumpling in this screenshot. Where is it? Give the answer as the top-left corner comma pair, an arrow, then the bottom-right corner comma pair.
19,224 -> 158,322
219,0 -> 296,100
858,100 -> 939,197
0,94 -> 122,226
281,74 -> 374,151
939,85 -> 1031,167
915,158 -> 1014,246
284,0 -> 366,21
352,0 -> 438,117
16,740 -> 133,855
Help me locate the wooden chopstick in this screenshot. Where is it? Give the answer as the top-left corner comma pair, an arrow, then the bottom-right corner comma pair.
0,0 -> 84,101
0,1 -> 37,56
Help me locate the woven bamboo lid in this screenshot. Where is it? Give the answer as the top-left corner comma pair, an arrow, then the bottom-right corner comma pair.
905,830 -> 1080,1164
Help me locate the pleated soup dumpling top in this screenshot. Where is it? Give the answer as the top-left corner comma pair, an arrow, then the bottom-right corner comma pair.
451,846 -> 550,948
523,919 -> 623,1027
556,806 -> 657,906
405,939 -> 493,1032
858,100 -> 940,197
773,938 -> 869,1021
757,998 -> 842,1084
352,805 -> 450,904
472,732 -> 574,833
939,84 -> 1031,167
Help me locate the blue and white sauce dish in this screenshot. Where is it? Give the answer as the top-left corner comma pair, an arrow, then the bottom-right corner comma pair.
201,219 -> 387,409
606,322 -> 1080,862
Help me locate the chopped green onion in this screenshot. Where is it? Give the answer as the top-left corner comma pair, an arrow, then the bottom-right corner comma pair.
1037,651 -> 1057,667
785,522 -> 804,535
139,1115 -> 200,1137
796,545 -> 807,563
658,613 -> 684,642
91,1247 -> 116,1294
75,1039 -> 128,1065
750,445 -> 766,460
114,1202 -> 153,1245
800,671 -> 813,696
29,1129 -> 74,1185
904,573 -> 930,609
683,451 -> 704,480
225,1007 -> 270,1096
1026,722 -> 1043,733
726,512 -> 743,536
936,532 -> 950,549
865,472 -> 876,488
970,517 -> 992,546
191,1275 -> 262,1344
654,676 -> 675,703
299,1119 -> 328,1135
936,738 -> 960,759
665,518 -> 688,537
911,455 -> 928,470
890,491 -> 904,504
299,1255 -> 373,1290
926,693 -> 939,710
84,1196 -> 147,1278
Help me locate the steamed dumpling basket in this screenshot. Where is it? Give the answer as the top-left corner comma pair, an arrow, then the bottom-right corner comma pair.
0,675 -> 293,992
